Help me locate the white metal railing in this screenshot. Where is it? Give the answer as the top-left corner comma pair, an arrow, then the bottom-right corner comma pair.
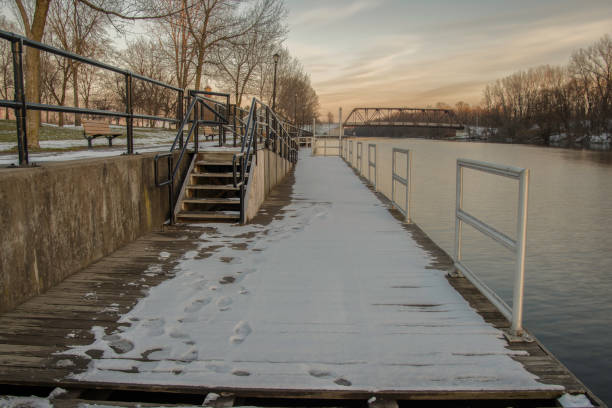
454,158 -> 529,337
312,136 -> 341,156
368,144 -> 377,188
357,142 -> 363,170
349,141 -> 353,163
391,148 -> 411,221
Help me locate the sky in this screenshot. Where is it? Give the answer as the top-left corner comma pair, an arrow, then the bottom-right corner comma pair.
283,0 -> 612,118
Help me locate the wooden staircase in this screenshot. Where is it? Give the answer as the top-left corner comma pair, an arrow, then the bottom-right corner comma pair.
174,151 -> 250,223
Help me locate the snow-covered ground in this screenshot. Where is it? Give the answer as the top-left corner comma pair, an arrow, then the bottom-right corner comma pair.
0,140 -> 240,166
57,155 -> 558,393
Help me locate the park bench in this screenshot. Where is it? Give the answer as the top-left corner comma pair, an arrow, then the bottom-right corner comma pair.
82,119 -> 122,148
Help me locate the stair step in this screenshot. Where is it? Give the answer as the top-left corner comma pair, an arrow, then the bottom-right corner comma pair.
195,160 -> 251,166
195,161 -> 234,166
197,152 -> 239,161
192,172 -> 247,178
176,211 -> 240,220
182,198 -> 240,204
186,185 -> 240,191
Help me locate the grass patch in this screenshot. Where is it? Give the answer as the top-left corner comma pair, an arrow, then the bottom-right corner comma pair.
0,119 -> 181,143
0,119 -> 84,142
0,144 -> 124,153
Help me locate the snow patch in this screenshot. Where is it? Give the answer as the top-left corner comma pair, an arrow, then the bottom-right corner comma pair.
558,394 -> 594,408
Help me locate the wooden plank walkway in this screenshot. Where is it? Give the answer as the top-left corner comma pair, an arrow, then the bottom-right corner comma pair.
0,155 -> 595,406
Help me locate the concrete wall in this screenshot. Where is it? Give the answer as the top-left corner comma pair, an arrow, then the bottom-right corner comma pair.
0,152 -> 189,312
245,147 -> 293,222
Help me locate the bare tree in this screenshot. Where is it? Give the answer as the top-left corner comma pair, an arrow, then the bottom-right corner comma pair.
571,34 -> 612,136
9,0 -> 190,147
273,47 -> 320,125
213,0 -> 286,106
0,16 -> 18,120
121,37 -> 174,127
43,0 -> 108,126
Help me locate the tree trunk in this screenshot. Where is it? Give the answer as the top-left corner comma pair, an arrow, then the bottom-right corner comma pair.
25,48 -> 42,147
20,0 -> 51,149
194,55 -> 203,91
72,63 -> 81,126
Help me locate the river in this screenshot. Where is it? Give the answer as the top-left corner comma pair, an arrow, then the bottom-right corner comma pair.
343,138 -> 612,406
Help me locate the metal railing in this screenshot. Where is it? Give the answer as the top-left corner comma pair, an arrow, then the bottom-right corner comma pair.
154,90 -> 231,222
391,148 -> 411,221
453,158 -> 530,337
356,142 -> 362,171
349,140 -> 353,163
233,97 -> 299,223
0,29 -> 185,166
311,135 -> 341,156
368,143 -> 376,188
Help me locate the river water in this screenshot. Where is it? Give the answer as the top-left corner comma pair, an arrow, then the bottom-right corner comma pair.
343,138 -> 611,405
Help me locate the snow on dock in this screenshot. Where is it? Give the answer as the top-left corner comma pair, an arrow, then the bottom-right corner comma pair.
0,154 -> 580,401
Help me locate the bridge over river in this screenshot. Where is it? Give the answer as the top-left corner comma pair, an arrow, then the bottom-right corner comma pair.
0,153 -> 601,408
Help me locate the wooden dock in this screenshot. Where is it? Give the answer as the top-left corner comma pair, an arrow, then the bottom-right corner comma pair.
0,155 -> 603,407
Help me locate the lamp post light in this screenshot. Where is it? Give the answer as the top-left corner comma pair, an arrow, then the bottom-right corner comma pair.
294,93 -> 297,125
272,53 -> 279,111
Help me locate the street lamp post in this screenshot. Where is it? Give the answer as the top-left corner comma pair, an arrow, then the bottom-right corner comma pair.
294,93 -> 297,125
272,53 -> 279,111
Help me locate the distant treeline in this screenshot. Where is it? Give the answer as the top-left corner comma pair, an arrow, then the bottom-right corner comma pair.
475,34 -> 611,146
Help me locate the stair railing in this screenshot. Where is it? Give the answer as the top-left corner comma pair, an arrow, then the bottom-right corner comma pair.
232,97 -> 300,223
154,90 -> 231,224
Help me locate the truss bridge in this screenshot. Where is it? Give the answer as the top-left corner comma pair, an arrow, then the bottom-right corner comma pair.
343,107 -> 464,130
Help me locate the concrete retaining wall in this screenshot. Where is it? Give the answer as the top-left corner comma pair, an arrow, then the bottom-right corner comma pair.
0,152 -> 189,312
245,147 -> 293,222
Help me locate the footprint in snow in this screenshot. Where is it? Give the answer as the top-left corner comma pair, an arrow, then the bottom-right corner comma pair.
308,368 -> 333,378
216,296 -> 232,311
105,337 -> 134,354
169,328 -> 189,339
229,321 -> 251,344
231,369 -> 250,376
184,297 -> 211,313
334,377 -> 352,387
219,276 -> 235,285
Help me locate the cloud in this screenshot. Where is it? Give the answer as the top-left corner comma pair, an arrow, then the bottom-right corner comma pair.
286,0 -> 612,117
290,1 -> 383,26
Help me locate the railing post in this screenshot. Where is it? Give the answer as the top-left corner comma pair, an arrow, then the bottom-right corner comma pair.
193,100 -> 199,154
125,73 -> 134,154
512,169 -> 529,335
11,38 -> 28,166
253,104 -> 257,151
453,162 -> 463,264
233,105 -> 238,147
265,108 -> 270,149
168,155 -> 174,225
406,150 -> 412,222
178,89 -> 184,149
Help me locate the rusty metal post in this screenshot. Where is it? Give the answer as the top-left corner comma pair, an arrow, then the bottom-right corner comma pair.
178,89 -> 184,149
125,73 -> 134,154
11,39 -> 28,165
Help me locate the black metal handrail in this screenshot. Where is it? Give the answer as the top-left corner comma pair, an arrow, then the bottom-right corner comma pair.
0,29 -> 185,166
154,90 -> 231,223
233,97 -> 299,223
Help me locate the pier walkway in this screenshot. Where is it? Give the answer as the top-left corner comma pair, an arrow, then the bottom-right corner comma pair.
0,155 -> 587,405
